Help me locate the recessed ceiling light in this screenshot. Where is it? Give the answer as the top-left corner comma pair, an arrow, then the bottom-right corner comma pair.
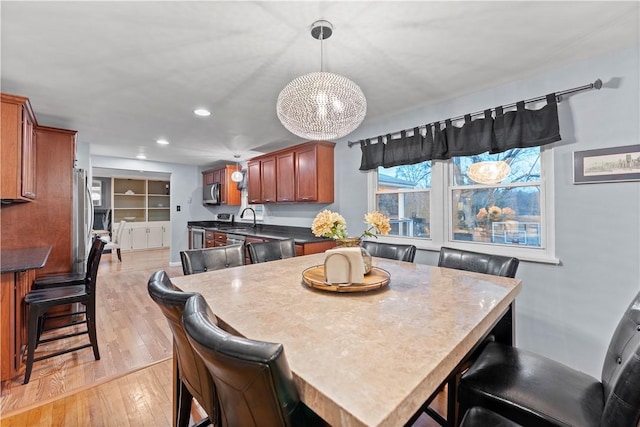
156,139 -> 169,145
136,154 -> 147,160
194,108 -> 211,117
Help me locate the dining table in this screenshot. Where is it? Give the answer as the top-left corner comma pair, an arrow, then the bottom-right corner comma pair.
170,252 -> 522,427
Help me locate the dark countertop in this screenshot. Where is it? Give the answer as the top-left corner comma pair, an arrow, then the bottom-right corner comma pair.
0,246 -> 52,273
187,221 -> 332,244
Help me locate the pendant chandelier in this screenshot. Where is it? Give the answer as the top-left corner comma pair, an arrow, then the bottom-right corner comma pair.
467,161 -> 511,185
276,20 -> 367,141
231,155 -> 243,182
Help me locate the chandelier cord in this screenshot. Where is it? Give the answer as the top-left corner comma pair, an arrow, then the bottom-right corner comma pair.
320,25 -> 324,72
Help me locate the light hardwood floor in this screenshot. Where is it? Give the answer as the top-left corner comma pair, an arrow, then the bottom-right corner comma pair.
0,248 -> 182,418
0,248 -> 444,426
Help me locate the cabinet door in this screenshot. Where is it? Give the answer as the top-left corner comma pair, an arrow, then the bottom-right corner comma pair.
131,227 -> 148,250
276,152 -> 295,202
21,110 -> 36,199
203,171 -> 215,185
147,225 -> 164,249
261,157 -> 277,203
247,160 -> 262,204
295,145 -> 318,201
213,168 -> 222,184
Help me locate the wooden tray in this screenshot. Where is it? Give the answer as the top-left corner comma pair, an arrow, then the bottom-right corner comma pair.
301,265 -> 390,293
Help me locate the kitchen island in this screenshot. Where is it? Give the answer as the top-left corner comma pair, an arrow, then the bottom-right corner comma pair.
1,246 -> 51,380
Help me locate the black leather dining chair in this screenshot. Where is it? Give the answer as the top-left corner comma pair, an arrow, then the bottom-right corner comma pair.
361,240 -> 417,262
147,270 -> 219,427
247,239 -> 296,264
458,290 -> 640,427
180,244 -> 245,275
417,246 -> 520,426
182,293 -> 328,427
22,237 -> 106,384
459,407 -> 522,427
437,246 -> 519,278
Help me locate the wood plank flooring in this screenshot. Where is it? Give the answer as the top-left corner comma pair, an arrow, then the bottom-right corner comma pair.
0,248 -> 182,417
0,248 -> 444,426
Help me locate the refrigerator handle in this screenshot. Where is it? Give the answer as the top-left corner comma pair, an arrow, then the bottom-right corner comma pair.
86,181 -> 94,238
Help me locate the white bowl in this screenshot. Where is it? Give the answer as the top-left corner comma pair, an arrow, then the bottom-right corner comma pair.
123,216 -> 136,221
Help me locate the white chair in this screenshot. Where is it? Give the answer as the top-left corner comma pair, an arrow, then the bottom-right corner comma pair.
104,220 -> 126,262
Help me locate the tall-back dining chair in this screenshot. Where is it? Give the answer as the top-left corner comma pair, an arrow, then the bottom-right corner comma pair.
22,237 -> 106,384
33,235 -> 104,289
104,220 -> 126,262
147,270 -> 219,427
459,290 -> 640,427
182,293 -> 328,427
419,246 -> 519,425
180,245 -> 244,275
361,241 -> 417,262
247,239 -> 296,264
437,246 -> 519,278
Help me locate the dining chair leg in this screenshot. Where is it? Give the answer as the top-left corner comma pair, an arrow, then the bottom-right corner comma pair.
24,305 -> 42,384
86,302 -> 100,360
177,379 -> 194,427
116,248 -> 121,262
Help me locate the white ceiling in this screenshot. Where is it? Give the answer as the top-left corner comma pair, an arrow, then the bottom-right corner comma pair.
2,1 -> 638,167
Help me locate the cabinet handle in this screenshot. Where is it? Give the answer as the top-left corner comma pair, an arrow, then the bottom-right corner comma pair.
301,197 -> 310,200
281,198 -> 289,201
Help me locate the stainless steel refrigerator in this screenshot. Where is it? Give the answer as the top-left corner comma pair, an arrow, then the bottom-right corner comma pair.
73,169 -> 94,274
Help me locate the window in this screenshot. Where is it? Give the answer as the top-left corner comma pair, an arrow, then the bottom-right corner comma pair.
374,163 -> 431,238
371,146 -> 556,263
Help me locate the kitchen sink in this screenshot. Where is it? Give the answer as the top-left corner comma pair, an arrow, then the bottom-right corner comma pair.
221,227 -> 255,233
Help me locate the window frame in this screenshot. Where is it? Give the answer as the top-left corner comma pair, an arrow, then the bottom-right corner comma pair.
368,146 -> 559,264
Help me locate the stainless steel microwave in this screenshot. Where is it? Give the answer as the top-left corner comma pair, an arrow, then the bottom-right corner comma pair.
203,182 -> 220,205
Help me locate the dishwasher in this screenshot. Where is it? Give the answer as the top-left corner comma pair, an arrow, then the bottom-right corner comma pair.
190,227 -> 205,249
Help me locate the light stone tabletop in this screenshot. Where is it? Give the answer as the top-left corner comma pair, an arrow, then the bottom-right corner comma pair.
171,253 -> 522,427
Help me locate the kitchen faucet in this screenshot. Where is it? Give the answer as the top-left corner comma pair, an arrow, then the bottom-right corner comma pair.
240,207 -> 257,227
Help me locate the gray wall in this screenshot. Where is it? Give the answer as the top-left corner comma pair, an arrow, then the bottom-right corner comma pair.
90,155 -> 207,264
86,45 -> 639,378
335,45 -> 640,378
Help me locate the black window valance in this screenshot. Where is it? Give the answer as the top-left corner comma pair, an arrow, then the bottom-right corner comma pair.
358,93 -> 561,171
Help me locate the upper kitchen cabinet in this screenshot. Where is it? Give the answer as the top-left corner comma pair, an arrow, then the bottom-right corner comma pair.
1,93 -> 37,202
247,141 -> 335,204
202,165 -> 241,206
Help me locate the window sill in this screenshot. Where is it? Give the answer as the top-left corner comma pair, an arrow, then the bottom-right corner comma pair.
374,236 -> 560,265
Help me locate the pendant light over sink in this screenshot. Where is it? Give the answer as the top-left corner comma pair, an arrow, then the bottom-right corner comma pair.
276,20 -> 367,141
231,155 -> 243,183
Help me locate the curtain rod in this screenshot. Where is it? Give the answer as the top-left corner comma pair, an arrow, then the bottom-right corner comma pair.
347,78 -> 603,148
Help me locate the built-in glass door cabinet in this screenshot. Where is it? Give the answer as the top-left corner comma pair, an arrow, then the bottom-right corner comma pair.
111,178 -> 170,250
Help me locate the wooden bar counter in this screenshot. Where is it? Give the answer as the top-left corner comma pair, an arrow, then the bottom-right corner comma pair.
172,253 -> 522,427
1,246 -> 51,381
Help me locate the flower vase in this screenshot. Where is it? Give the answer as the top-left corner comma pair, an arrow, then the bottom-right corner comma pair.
334,238 -> 372,274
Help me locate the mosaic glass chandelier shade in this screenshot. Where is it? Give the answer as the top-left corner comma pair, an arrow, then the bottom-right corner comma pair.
276,20 -> 366,141
467,161 -> 511,184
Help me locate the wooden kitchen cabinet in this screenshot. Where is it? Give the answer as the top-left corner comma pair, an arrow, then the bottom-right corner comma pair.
276,151 -> 295,202
1,269 -> 35,381
1,93 -> 37,202
205,230 -> 216,248
247,156 -> 277,204
247,160 -> 262,204
246,140 -> 335,204
202,165 -> 241,206
213,232 -> 227,247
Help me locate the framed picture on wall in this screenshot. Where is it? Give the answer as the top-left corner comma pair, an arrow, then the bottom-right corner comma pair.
573,144 -> 640,184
